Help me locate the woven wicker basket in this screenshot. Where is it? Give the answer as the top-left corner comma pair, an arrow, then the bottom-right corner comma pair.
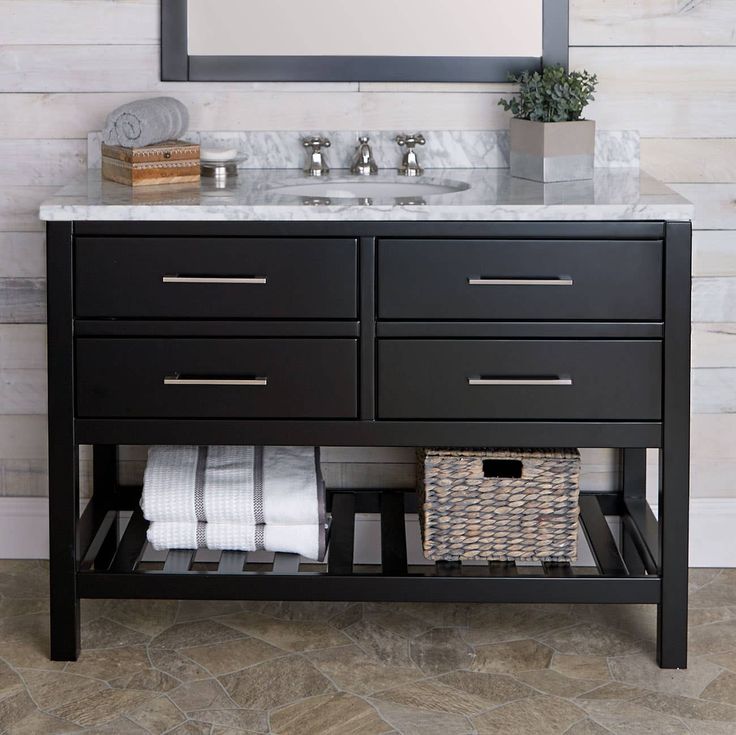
417,448 -> 581,562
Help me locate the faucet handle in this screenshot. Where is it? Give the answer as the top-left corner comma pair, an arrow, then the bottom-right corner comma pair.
303,136 -> 331,151
396,133 -> 426,149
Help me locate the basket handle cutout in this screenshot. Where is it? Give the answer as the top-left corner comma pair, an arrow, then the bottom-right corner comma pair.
482,459 -> 523,479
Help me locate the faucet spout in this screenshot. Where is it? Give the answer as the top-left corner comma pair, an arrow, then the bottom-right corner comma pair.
351,136 -> 379,176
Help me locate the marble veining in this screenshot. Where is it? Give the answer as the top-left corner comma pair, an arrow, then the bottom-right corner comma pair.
40,168 -> 693,223
87,129 -> 640,171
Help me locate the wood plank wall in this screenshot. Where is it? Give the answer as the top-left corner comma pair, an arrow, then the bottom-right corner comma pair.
0,0 -> 733,501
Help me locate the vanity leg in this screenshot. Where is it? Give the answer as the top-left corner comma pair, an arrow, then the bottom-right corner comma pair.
657,222 -> 692,670
47,222 -> 80,661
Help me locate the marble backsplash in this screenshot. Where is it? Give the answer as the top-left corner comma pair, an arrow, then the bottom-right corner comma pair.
88,129 -> 640,171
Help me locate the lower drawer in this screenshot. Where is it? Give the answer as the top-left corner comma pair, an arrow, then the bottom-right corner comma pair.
76,338 -> 358,419
378,339 -> 662,420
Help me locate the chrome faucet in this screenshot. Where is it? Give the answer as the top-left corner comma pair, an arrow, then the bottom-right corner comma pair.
351,136 -> 378,176
302,136 -> 331,177
396,133 -> 426,176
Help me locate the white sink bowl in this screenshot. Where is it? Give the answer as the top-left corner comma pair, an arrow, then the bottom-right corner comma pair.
268,177 -> 469,201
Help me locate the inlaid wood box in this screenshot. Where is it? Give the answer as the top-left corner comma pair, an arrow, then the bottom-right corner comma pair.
101,140 -> 200,186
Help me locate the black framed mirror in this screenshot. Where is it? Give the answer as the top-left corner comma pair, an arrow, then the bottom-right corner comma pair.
161,0 -> 568,83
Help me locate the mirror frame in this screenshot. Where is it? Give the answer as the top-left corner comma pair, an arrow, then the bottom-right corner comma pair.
161,0 -> 568,83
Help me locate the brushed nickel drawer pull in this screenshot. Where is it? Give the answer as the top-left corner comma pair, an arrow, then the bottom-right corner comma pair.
468,377 -> 573,386
164,376 -> 268,387
467,277 -> 574,286
162,275 -> 268,285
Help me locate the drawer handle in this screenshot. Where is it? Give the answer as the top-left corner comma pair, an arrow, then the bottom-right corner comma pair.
467,277 -> 574,286
164,375 -> 268,387
162,275 -> 268,285
468,377 -> 573,386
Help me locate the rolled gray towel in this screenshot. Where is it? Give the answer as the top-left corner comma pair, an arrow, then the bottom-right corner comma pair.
102,97 -> 190,149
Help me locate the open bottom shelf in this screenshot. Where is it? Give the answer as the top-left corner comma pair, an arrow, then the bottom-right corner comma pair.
77,489 -> 662,605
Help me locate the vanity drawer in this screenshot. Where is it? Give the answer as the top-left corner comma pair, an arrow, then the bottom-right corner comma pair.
378,239 -> 662,320
378,339 -> 661,420
76,338 -> 358,418
75,238 -> 358,319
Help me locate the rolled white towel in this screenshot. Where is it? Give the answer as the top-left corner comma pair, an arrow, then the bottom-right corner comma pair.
141,446 -> 325,527
102,97 -> 189,148
147,521 -> 326,561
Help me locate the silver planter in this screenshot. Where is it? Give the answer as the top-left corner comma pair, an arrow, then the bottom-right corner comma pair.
509,118 -> 596,183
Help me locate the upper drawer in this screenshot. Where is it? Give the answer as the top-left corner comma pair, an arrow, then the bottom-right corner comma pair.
378,239 -> 663,321
75,237 -> 358,319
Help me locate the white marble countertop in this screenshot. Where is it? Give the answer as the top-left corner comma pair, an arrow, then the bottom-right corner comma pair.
39,168 -> 693,222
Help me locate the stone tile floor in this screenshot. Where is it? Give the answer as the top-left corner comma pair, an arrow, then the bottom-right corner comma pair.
1,561 -> 736,734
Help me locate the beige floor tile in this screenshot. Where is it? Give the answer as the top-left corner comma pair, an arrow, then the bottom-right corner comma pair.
471,695 -> 585,735
689,608 -> 735,627
0,659 -> 23,699
633,691 -> 736,723
270,692 -> 391,735
218,612 -> 349,652
564,719 -> 613,734
4,709 -> 81,734
256,601 -> 353,623
689,569 -> 723,592
175,599 -> 243,622
361,605 -> 433,638
113,668 -> 180,693
329,603 -> 363,629
0,689 -> 37,734
219,654 -> 333,710
149,620 -> 244,651
184,707 -> 268,733
437,669 -> 536,705
579,699 -> 693,734
0,612 -> 49,647
20,669 -> 108,710
147,649 -> 211,682
372,678 -> 494,717
689,620 -> 736,656
0,638 -> 64,670
690,575 -> 736,608
306,644 -> 424,696
464,603 -> 577,646
517,669 -> 605,697
344,619 -> 413,666
367,699 -> 474,735
181,636 -> 283,676
471,638 -> 554,673
538,623 -> 646,657
609,651 -> 722,698
0,598 -> 48,619
80,618 -> 150,650
701,670 -> 736,706
50,688 -> 157,728
64,646 -> 150,683
167,679 -> 237,713
162,722 -> 211,735
577,682 -> 648,701
552,654 -> 611,681
104,600 -> 178,637
409,628 -> 475,674
705,650 -> 736,673
127,695 -> 185,734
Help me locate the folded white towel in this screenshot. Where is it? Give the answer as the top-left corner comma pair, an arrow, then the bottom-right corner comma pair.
147,521 -> 326,560
141,446 -> 325,527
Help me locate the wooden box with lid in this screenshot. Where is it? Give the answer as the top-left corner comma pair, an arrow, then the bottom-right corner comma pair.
101,140 -> 200,186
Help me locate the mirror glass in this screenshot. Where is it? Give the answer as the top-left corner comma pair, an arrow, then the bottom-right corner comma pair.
187,0 -> 543,59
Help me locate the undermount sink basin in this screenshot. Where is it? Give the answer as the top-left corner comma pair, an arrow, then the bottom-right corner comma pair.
268,177 -> 470,201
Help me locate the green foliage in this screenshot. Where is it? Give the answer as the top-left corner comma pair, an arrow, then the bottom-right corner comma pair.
498,65 -> 598,123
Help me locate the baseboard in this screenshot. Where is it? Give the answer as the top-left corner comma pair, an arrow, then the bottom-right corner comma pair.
1,496 -> 735,567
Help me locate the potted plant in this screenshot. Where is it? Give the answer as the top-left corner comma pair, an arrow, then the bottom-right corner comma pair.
499,65 -> 598,183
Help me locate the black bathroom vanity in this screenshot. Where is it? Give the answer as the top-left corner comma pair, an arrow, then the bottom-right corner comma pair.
41,168 -> 693,668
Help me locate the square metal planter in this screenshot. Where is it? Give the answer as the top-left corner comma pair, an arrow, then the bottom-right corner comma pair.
510,118 -> 596,183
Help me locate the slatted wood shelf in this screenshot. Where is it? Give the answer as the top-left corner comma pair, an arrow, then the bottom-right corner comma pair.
75,488 -> 661,604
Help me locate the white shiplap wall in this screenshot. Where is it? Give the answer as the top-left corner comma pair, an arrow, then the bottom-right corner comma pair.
0,1 -> 734,514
